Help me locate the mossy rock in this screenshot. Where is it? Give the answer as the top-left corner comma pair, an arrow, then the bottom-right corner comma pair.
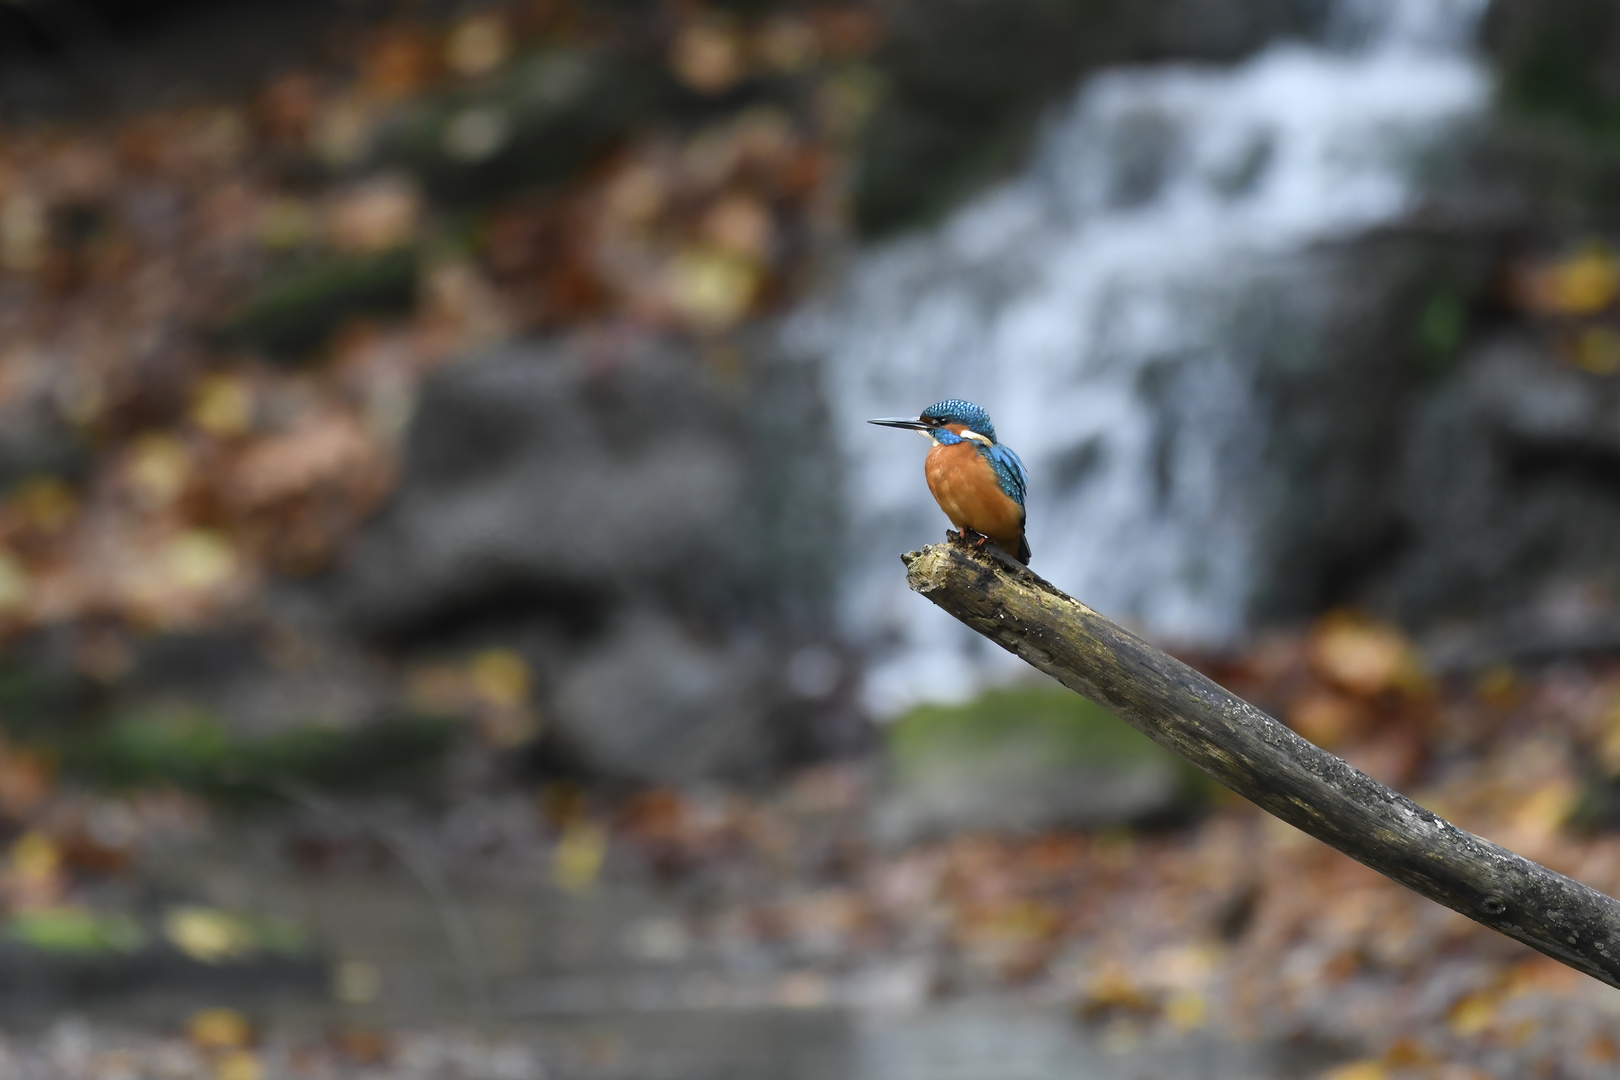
217,248 -> 418,360
1486,0 -> 1620,136
3,910 -> 145,956
889,684 -> 1175,772
52,707 -> 457,803
878,683 -> 1208,842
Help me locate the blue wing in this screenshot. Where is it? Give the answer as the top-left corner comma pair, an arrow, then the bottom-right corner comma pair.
981,443 -> 1028,508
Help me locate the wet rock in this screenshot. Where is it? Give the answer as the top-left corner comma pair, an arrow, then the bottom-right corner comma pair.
1243,234 -> 1498,622
1485,0 -> 1620,134
0,398 -> 86,492
337,340 -> 756,634
1199,225 -> 1620,658
1393,334 -> 1620,664
551,611 -> 778,782
873,686 -> 1202,843
0,939 -> 324,1018
0,624 -> 454,797
855,0 -> 1329,236
876,744 -> 1188,844
328,335 -> 846,782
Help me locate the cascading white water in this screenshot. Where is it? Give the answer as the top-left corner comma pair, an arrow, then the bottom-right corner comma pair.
789,0 -> 1491,715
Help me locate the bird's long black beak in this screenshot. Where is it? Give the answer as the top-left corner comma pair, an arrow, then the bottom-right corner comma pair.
867,416 -> 933,431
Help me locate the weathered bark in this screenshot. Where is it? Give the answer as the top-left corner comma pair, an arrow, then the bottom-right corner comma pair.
904,534 -> 1620,988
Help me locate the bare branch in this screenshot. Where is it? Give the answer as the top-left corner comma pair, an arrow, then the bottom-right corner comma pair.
903,534 -> 1620,988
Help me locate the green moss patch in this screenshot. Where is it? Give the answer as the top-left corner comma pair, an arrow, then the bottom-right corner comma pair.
217,248 -> 418,360
890,684 -> 1183,774
56,707 -> 457,803
4,910 -> 146,955
879,684 -> 1210,840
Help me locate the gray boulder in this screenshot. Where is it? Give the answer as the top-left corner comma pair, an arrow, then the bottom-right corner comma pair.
337,343 -> 753,631
327,335 -> 848,781
1394,333 -> 1620,664
875,742 -> 1189,845
873,686 -> 1203,844
552,611 -> 778,783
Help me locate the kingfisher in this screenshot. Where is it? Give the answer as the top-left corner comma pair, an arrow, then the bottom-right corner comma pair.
869,399 -> 1031,564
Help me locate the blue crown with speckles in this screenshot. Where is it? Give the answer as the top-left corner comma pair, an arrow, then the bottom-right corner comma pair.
922,399 -> 997,443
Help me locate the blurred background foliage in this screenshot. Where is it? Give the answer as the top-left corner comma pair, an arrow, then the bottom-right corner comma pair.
6,0 -> 1620,1077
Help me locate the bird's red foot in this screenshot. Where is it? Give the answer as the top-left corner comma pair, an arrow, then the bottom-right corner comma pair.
956,527 -> 991,551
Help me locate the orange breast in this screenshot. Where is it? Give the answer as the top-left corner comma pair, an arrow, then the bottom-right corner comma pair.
925,441 -> 1025,553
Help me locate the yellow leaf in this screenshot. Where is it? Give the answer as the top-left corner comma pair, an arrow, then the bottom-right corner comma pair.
1,194 -> 47,274
1164,989 -> 1208,1031
1078,961 -> 1156,1016
0,551 -> 30,614
128,434 -> 191,508
553,821 -> 607,892
1511,779 -> 1578,841
187,1007 -> 254,1051
959,899 -> 1059,947
192,376 -> 254,437
1520,244 -> 1620,316
10,831 -> 59,881
11,477 -> 76,531
1573,326 -> 1620,375
164,531 -> 237,592
164,906 -> 256,964
667,249 -> 759,330
446,14 -> 511,79
1448,990 -> 1498,1036
214,1049 -> 263,1080
1322,1062 -> 1388,1080
470,649 -> 531,708
331,959 -> 382,1004
1600,697 -> 1620,776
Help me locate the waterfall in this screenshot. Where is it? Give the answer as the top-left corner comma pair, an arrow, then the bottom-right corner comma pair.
790,0 -> 1492,715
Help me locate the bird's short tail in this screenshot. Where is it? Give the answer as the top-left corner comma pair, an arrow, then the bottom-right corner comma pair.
1015,534 -> 1031,565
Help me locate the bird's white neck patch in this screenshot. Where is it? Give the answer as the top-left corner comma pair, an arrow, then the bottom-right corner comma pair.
928,427 -> 992,446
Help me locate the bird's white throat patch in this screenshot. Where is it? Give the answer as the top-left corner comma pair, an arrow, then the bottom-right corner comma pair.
931,428 -> 993,446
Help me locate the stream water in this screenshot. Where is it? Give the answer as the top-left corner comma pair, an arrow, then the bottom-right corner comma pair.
792,0 -> 1492,715
28,822 -> 1345,1080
